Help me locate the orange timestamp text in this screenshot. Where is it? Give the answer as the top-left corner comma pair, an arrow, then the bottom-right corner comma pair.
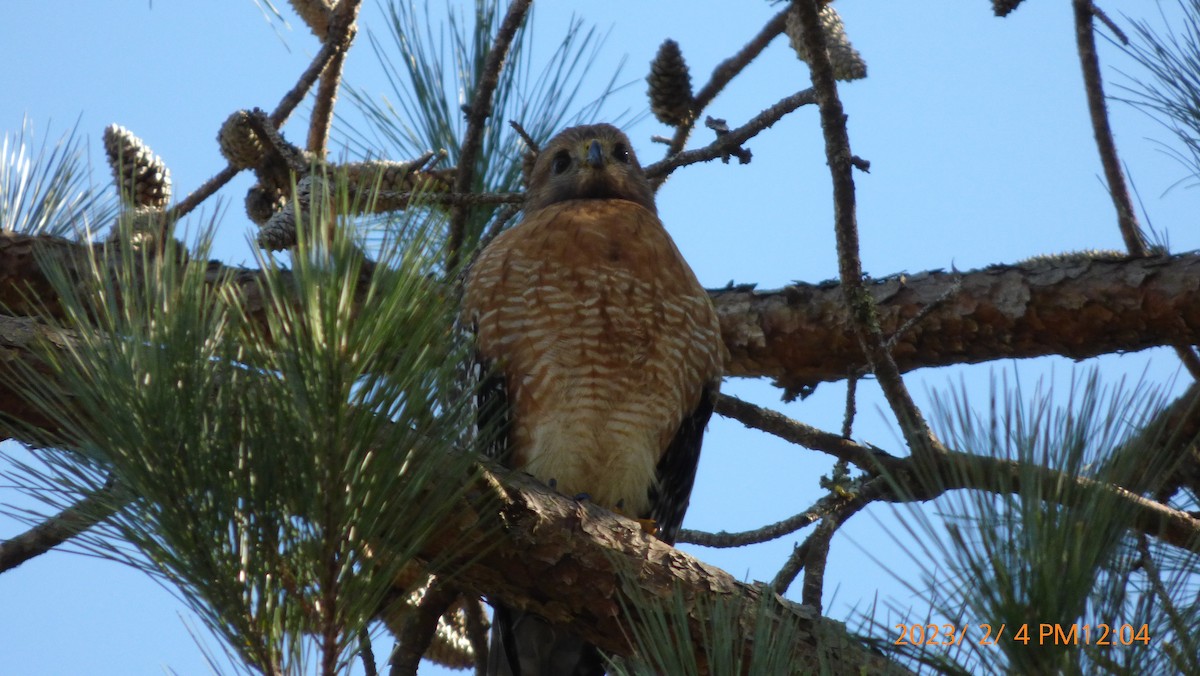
893,622 -> 1151,647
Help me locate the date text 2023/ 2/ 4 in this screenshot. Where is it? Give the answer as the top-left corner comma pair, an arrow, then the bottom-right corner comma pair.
894,622 -> 1152,647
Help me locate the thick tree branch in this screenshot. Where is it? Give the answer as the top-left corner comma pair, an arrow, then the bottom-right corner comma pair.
417,466 -> 902,674
712,253 -> 1200,394
4,232 -> 1200,422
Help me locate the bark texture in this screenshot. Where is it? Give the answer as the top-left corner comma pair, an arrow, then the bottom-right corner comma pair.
417,467 -> 908,674
716,253 -> 1200,394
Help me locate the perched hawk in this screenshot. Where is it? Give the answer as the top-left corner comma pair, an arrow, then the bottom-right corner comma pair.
462,123 -> 725,676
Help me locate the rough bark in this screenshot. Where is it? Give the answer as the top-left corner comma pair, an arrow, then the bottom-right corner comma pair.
419,467 -> 908,674
716,252 -> 1200,395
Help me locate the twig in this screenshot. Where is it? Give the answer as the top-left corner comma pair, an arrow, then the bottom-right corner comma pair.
653,6 -> 791,188
0,477 -> 122,573
713,390 -> 1200,554
770,479 -> 881,598
678,491 -> 848,548
791,0 -> 944,464
842,374 -> 858,439
358,626 -> 379,676
1090,2 -> 1129,45
1073,0 -> 1147,254
714,393 -> 905,474
271,38 -> 342,127
307,0 -> 362,156
508,120 -> 539,154
798,518 -> 834,609
1072,0 -> 1200,380
447,0 -> 533,272
644,89 -> 817,181
165,165 -> 239,222
771,540 -> 811,598
388,579 -> 459,676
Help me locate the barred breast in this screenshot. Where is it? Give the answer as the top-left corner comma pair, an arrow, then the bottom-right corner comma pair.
463,198 -> 724,517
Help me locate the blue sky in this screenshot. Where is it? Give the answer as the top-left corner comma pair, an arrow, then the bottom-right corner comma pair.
3,1 -> 1197,674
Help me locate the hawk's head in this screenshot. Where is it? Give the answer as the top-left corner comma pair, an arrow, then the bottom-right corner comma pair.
524,124 -> 656,215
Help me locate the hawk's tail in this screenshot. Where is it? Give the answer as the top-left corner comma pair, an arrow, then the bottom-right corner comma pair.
488,604 -> 606,676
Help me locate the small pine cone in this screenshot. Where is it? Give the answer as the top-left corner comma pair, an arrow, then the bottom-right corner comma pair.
104,125 -> 172,209
245,183 -> 286,226
647,39 -> 694,127
258,206 -> 297,251
786,4 -> 868,82
109,207 -> 174,250
424,599 -> 475,669
992,0 -> 1025,17
256,175 -> 331,250
218,110 -> 268,169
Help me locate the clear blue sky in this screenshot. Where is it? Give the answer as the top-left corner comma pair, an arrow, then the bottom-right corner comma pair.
3,1 -> 1196,674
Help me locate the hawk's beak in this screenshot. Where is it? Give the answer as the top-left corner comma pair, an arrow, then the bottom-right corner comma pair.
586,139 -> 604,169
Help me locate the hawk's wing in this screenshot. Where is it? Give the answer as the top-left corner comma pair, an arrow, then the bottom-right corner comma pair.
473,350 -> 512,465
647,382 -> 717,545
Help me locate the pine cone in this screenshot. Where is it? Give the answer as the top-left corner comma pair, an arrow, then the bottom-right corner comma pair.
992,0 -> 1025,17
245,183 -> 286,226
103,125 -> 172,209
648,39 -> 694,127
786,4 -> 867,82
218,110 -> 268,170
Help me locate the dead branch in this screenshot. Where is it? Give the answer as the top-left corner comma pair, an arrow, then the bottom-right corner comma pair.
791,0 -> 944,464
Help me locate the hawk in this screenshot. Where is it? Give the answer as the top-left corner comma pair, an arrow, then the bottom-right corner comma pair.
462,123 -> 725,676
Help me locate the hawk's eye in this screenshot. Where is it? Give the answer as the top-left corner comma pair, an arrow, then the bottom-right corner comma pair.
551,150 -> 571,175
612,143 -> 630,164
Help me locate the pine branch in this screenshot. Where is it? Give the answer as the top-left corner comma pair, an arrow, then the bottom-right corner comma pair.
5,232 -> 1200,426
643,88 -> 817,182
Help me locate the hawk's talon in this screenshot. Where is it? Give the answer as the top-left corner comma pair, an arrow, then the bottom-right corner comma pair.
636,518 -> 659,536
573,492 -> 591,502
